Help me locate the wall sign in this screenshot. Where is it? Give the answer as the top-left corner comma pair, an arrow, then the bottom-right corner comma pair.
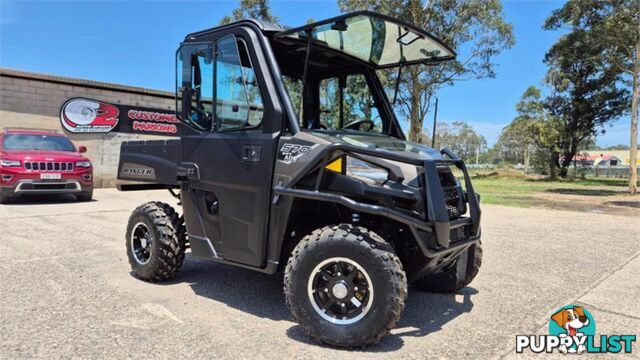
60,97 -> 188,136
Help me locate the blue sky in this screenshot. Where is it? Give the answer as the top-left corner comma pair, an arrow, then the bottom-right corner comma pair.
0,0 -> 632,147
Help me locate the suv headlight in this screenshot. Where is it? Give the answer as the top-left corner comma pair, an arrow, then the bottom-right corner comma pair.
76,161 -> 92,168
325,156 -> 388,186
0,159 -> 21,167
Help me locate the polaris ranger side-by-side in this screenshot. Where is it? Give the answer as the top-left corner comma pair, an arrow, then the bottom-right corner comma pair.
118,11 -> 482,347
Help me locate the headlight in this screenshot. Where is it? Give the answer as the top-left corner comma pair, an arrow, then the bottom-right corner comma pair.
325,156 -> 388,186
76,161 -> 92,168
0,159 -> 21,167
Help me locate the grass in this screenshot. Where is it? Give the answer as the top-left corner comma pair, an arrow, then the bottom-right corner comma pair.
470,175 -> 631,208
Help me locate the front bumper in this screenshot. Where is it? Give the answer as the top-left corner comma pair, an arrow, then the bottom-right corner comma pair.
1,176 -> 93,196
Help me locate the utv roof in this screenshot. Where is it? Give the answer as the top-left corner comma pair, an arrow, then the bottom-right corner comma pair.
274,11 -> 456,69
186,11 -> 455,69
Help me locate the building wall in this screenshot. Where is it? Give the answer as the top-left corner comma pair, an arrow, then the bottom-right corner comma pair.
0,68 -> 175,188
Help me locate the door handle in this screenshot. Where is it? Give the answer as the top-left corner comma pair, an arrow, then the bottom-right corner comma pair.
242,146 -> 261,162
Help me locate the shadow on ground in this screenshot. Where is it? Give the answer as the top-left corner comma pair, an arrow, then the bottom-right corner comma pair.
526,178 -> 628,187
156,256 -> 476,352
544,188 -> 621,196
2,194 -> 97,205
606,200 -> 640,208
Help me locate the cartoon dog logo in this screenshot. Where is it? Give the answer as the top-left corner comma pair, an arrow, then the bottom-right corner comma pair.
551,306 -> 590,354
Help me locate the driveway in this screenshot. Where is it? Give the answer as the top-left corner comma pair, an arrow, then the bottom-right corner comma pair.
1,189 -> 638,358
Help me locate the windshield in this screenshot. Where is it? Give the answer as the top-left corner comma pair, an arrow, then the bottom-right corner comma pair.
278,12 -> 455,68
283,72 -> 385,135
2,134 -> 76,152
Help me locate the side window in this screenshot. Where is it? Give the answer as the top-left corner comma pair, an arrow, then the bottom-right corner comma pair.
215,35 -> 264,131
177,43 -> 215,131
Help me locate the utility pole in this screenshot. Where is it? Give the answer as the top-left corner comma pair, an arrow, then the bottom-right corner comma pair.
431,97 -> 438,148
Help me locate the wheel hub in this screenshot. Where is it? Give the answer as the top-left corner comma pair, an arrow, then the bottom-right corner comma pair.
307,257 -> 374,325
131,222 -> 152,265
332,282 -> 349,299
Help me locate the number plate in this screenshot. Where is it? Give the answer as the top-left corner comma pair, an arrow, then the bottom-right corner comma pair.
40,173 -> 62,180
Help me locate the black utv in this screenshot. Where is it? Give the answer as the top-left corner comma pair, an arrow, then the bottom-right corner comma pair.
118,11 -> 482,347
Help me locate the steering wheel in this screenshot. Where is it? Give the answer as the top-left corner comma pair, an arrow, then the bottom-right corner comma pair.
342,119 -> 375,131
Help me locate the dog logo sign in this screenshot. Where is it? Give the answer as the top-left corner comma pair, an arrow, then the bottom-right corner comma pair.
549,305 -> 595,354
516,304 -> 636,355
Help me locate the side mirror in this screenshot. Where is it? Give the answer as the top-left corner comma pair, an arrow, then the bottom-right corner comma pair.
78,145 -> 87,153
180,86 -> 193,121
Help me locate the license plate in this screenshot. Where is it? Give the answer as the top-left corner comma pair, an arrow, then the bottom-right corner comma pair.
40,173 -> 61,180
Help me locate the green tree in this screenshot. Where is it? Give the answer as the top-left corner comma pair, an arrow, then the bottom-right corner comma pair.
338,0 -> 515,143
544,0 -> 639,191
432,120 -> 487,163
496,118 -> 534,170
500,86 -> 562,177
543,15 -> 630,178
606,144 -> 631,150
220,0 -> 279,25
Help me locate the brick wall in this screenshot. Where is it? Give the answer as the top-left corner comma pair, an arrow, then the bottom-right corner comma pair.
0,68 -> 175,187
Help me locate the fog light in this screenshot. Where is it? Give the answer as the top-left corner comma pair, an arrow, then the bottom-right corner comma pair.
1,175 -> 13,182
82,174 -> 92,181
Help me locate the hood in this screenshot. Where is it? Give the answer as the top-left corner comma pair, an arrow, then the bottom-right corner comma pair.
1,149 -> 87,162
309,132 -> 443,160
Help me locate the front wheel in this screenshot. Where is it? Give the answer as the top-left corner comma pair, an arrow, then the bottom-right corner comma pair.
0,191 -> 14,204
76,188 -> 93,202
284,224 -> 407,348
125,202 -> 186,281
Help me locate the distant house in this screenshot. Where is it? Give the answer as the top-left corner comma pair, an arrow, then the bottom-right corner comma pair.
584,149 -> 639,167
568,153 -> 623,167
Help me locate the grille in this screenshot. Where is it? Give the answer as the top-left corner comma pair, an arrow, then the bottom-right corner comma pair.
20,183 -> 75,190
438,168 -> 465,219
450,224 -> 471,243
24,162 -> 74,172
443,186 -> 462,219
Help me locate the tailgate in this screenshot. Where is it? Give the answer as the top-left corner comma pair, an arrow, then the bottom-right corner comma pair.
117,139 -> 181,185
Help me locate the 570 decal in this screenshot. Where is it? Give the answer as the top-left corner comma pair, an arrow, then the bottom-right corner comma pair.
278,142 -> 316,164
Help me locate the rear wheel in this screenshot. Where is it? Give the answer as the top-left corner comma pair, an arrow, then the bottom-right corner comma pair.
284,224 -> 407,348
412,241 -> 482,293
126,201 -> 186,281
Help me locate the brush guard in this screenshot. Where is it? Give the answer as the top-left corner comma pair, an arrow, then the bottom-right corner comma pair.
273,144 -> 481,279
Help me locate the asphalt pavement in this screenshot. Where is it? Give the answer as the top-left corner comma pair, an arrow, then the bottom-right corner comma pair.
1,189 -> 638,359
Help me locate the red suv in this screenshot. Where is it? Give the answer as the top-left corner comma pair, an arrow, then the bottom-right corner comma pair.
0,128 -> 93,204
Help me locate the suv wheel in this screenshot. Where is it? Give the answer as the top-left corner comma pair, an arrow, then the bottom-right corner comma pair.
126,201 -> 186,281
76,188 -> 93,202
0,191 -> 14,204
284,224 -> 407,348
412,241 -> 482,293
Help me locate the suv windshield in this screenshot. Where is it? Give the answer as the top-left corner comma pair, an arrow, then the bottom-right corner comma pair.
2,134 -> 76,152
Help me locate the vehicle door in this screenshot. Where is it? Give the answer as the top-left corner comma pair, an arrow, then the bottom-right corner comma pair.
177,29 -> 283,267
